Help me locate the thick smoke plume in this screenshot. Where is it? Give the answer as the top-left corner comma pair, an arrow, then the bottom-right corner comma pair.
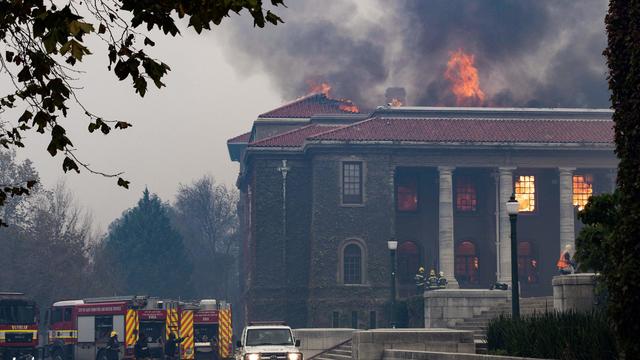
219,0 -> 609,109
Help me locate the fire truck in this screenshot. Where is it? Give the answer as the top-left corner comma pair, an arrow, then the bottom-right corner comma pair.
190,300 -> 232,360
47,297 -> 232,360
0,292 -> 39,360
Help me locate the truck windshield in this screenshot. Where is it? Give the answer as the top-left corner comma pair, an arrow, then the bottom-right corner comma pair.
246,329 -> 293,346
139,321 -> 164,343
194,324 -> 218,343
0,302 -> 36,325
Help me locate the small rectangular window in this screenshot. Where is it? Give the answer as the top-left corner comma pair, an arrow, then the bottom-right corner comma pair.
64,308 -> 72,321
573,175 -> 593,211
369,311 -> 377,329
515,175 -> 536,212
51,308 -> 63,323
342,162 -> 363,204
351,311 -> 358,329
95,315 -> 113,341
397,174 -> 418,211
332,312 -> 340,328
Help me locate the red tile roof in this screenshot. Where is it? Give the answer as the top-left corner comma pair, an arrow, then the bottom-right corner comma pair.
310,117 -> 614,144
249,124 -> 343,148
259,93 -> 360,118
227,132 -> 252,143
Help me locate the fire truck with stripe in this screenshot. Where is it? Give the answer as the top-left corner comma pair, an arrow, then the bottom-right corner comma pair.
0,292 -> 38,360
46,296 -> 232,360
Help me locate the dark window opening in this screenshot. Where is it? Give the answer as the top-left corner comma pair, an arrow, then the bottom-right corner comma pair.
342,162 -> 363,204
397,174 -> 418,211
397,241 -> 420,284
518,241 -> 539,284
63,308 -> 72,321
332,312 -> 340,328
51,308 -> 63,324
456,177 -> 478,212
455,241 -> 479,284
0,301 -> 36,325
343,244 -> 362,284
351,311 -> 358,329
140,321 -> 164,343
369,311 -> 377,329
95,315 -> 113,342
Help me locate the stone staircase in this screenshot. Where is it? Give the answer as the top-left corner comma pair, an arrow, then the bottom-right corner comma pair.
453,296 -> 554,354
309,340 -> 352,360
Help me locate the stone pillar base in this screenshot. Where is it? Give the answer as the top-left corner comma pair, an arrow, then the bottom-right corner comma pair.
552,273 -> 597,313
424,289 -> 511,328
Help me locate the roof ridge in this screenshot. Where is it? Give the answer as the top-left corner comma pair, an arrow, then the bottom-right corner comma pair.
249,124 -> 318,146
258,93 -> 325,118
308,116 -> 378,139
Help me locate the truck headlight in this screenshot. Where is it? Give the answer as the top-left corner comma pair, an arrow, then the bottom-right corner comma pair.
287,353 -> 302,360
244,354 -> 260,360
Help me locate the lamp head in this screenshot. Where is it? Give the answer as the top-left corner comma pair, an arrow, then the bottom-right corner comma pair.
506,194 -> 520,215
387,239 -> 398,250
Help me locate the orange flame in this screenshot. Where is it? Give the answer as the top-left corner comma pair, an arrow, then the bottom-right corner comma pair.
339,103 -> 359,113
444,49 -> 485,106
306,80 -> 332,97
389,98 -> 403,107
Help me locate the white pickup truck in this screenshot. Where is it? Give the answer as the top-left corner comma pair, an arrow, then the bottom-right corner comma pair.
235,323 -> 302,360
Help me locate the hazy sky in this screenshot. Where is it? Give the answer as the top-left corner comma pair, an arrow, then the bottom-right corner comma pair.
4,0 -> 610,231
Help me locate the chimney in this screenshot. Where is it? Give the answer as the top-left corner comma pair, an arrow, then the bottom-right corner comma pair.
385,87 -> 406,107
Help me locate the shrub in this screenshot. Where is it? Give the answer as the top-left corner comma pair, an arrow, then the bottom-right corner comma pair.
487,311 -> 618,359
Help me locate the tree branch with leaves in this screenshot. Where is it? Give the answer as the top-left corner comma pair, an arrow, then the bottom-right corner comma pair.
0,0 -> 285,224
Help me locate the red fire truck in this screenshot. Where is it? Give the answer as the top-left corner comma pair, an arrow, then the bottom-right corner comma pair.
47,297 -> 232,360
0,292 -> 39,360
46,296 -> 174,360
190,300 -> 232,360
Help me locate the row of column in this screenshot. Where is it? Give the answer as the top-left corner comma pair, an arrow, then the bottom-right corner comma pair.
437,166 -> 577,286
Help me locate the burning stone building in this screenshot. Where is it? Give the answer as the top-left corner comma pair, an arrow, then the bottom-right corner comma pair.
227,93 -> 616,328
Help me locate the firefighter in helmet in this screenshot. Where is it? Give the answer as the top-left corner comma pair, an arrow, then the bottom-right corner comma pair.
557,244 -> 576,275
164,332 -> 184,360
427,269 -> 439,290
414,267 -> 426,294
106,331 -> 120,360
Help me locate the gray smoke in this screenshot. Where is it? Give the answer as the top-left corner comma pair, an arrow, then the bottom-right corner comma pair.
219,0 -> 609,108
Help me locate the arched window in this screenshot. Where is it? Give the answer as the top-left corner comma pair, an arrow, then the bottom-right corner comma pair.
518,241 -> 539,284
397,241 -> 420,284
455,241 -> 479,284
343,243 -> 363,284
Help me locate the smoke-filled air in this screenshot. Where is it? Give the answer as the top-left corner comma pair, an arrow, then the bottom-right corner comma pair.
220,0 -> 609,109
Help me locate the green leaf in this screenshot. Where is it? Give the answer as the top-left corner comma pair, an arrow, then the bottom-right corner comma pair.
60,39 -> 91,61
134,77 -> 147,97
62,156 -> 80,173
115,121 -> 132,129
18,110 -> 32,123
117,177 -> 130,189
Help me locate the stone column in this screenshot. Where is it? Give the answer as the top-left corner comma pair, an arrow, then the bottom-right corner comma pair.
438,166 -> 458,288
559,167 -> 576,251
498,167 -> 516,284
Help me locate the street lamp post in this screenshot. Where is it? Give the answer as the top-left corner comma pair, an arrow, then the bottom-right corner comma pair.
506,194 -> 520,320
387,239 -> 398,328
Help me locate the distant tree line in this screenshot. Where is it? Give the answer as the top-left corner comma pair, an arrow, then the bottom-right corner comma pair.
0,150 -> 239,308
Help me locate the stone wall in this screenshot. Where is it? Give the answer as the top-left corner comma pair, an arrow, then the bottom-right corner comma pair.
246,156 -> 312,327
383,350 -> 548,360
552,273 -> 597,312
292,328 -> 355,359
353,329 -> 475,360
424,290 -> 510,328
308,152 -> 396,328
